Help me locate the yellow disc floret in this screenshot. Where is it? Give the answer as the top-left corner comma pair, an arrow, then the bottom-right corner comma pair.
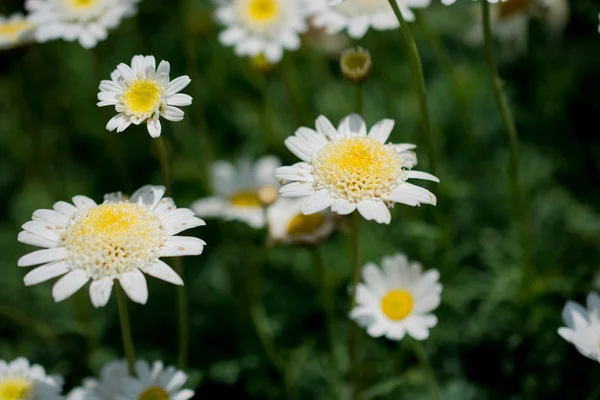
123,80 -> 162,115
312,137 -> 402,203
0,378 -> 31,400
380,290 -> 413,321
0,21 -> 32,41
287,213 -> 325,236
247,0 -> 279,24
230,191 -> 262,207
138,386 -> 169,400
68,0 -> 98,10
61,202 -> 166,279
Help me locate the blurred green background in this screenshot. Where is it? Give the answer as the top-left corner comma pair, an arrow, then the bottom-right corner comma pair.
2,0 -> 600,398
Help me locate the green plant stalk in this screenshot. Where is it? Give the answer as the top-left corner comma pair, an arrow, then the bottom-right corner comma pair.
387,0 -> 437,174
356,83 -> 363,115
154,136 -> 189,369
349,211 -> 362,400
481,1 -> 531,272
280,56 -> 307,125
413,341 -> 441,400
116,284 -> 136,376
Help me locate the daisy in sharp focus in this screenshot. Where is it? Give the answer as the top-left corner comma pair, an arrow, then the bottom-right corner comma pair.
0,357 -> 64,400
0,13 -> 34,50
25,0 -> 138,49
350,253 -> 442,340
215,0 -> 309,62
267,197 -> 335,245
311,0 -> 431,39
18,185 -> 206,307
191,156 -> 281,229
97,55 -> 192,138
558,292 -> 600,363
275,114 -> 437,225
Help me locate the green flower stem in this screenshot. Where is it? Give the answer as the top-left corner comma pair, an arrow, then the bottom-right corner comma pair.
349,211 -> 362,400
387,0 -> 437,174
281,57 -> 308,125
481,1 -> 531,273
116,284 -> 136,376
412,341 -> 441,400
154,136 -> 190,369
356,83 -> 363,115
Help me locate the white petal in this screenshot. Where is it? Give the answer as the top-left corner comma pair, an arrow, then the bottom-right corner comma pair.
119,270 -> 148,305
190,197 -> 228,217
285,137 -> 314,162
211,161 -> 238,197
338,113 -> 366,137
72,195 -> 97,210
406,170 -> 440,182
279,182 -> 315,197
155,197 -> 177,215
275,164 -> 314,182
53,201 -> 78,216
106,113 -> 129,131
24,262 -> 70,286
32,209 -> 69,226
21,221 -> 60,242
172,389 -> 194,400
147,118 -> 162,138
167,93 -> 193,107
368,119 -> 395,143
161,106 -> 185,122
330,199 -> 356,215
315,115 -> 340,140
166,76 -> 191,96
386,183 -> 437,206
300,190 -> 332,214
130,185 -> 166,209
362,262 -> 387,296
145,260 -> 183,285
17,231 -> 57,248
89,278 -> 114,308
160,236 -> 206,257
52,269 -> 89,302
161,209 -> 205,235
357,200 -> 391,224
18,247 -> 68,267
157,60 -> 170,77
562,301 -> 589,328
117,63 -> 136,82
253,155 -> 281,187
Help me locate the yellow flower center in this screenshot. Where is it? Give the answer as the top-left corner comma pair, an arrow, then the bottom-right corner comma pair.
0,378 -> 31,400
61,202 -> 166,279
313,137 -> 401,203
138,386 -> 169,400
230,191 -> 262,207
0,21 -> 31,41
381,290 -> 413,321
123,80 -> 162,115
287,213 -> 325,236
498,0 -> 529,18
247,0 -> 279,24
69,0 -> 98,9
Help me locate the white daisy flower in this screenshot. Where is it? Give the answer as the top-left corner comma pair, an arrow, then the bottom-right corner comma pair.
97,55 -> 193,138
0,357 -> 64,400
311,0 -> 431,39
267,197 -> 335,244
350,253 -> 442,341
0,13 -> 34,50
67,360 -> 128,400
215,0 -> 309,63
17,185 -> 206,307
275,114 -> 438,225
25,0 -> 138,49
558,292 -> 600,363
191,156 -> 281,229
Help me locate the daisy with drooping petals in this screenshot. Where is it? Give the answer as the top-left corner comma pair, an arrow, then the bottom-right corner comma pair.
25,0 -> 138,48
311,0 -> 431,39
350,253 -> 442,341
558,292 -> 600,363
0,357 -> 64,400
275,114 -> 437,225
267,197 -> 335,244
191,156 -> 281,229
97,55 -> 193,138
215,0 -> 309,62
67,360 -> 127,400
18,185 -> 206,307
0,13 -> 34,49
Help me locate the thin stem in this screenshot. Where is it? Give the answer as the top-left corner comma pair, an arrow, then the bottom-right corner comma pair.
356,84 -> 363,115
412,341 -> 441,400
350,211 -> 361,308
154,136 -> 172,194
387,0 -> 436,174
280,57 -> 307,125
116,284 -> 136,376
481,1 -> 531,273
349,211 -> 362,400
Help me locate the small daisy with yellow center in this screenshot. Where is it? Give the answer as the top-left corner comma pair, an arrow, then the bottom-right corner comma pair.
0,358 -> 64,400
350,253 -> 442,340
275,114 -> 437,225
215,0 -> 310,62
191,156 -> 281,229
97,55 -> 192,138
558,292 -> 600,363
312,0 -> 431,39
25,0 -> 138,48
267,197 -> 335,244
17,185 -> 206,307
67,360 -> 194,400
0,13 -> 34,50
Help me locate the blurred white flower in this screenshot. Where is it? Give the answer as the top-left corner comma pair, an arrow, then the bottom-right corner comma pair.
68,360 -> 194,400
17,185 -> 206,307
25,0 -> 138,49
0,13 -> 34,50
267,197 -> 335,244
558,292 -> 600,363
311,0 -> 431,39
215,0 -> 309,62
192,156 -> 281,229
275,114 -> 438,225
97,55 -> 193,138
350,253 -> 442,341
0,357 -> 64,400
